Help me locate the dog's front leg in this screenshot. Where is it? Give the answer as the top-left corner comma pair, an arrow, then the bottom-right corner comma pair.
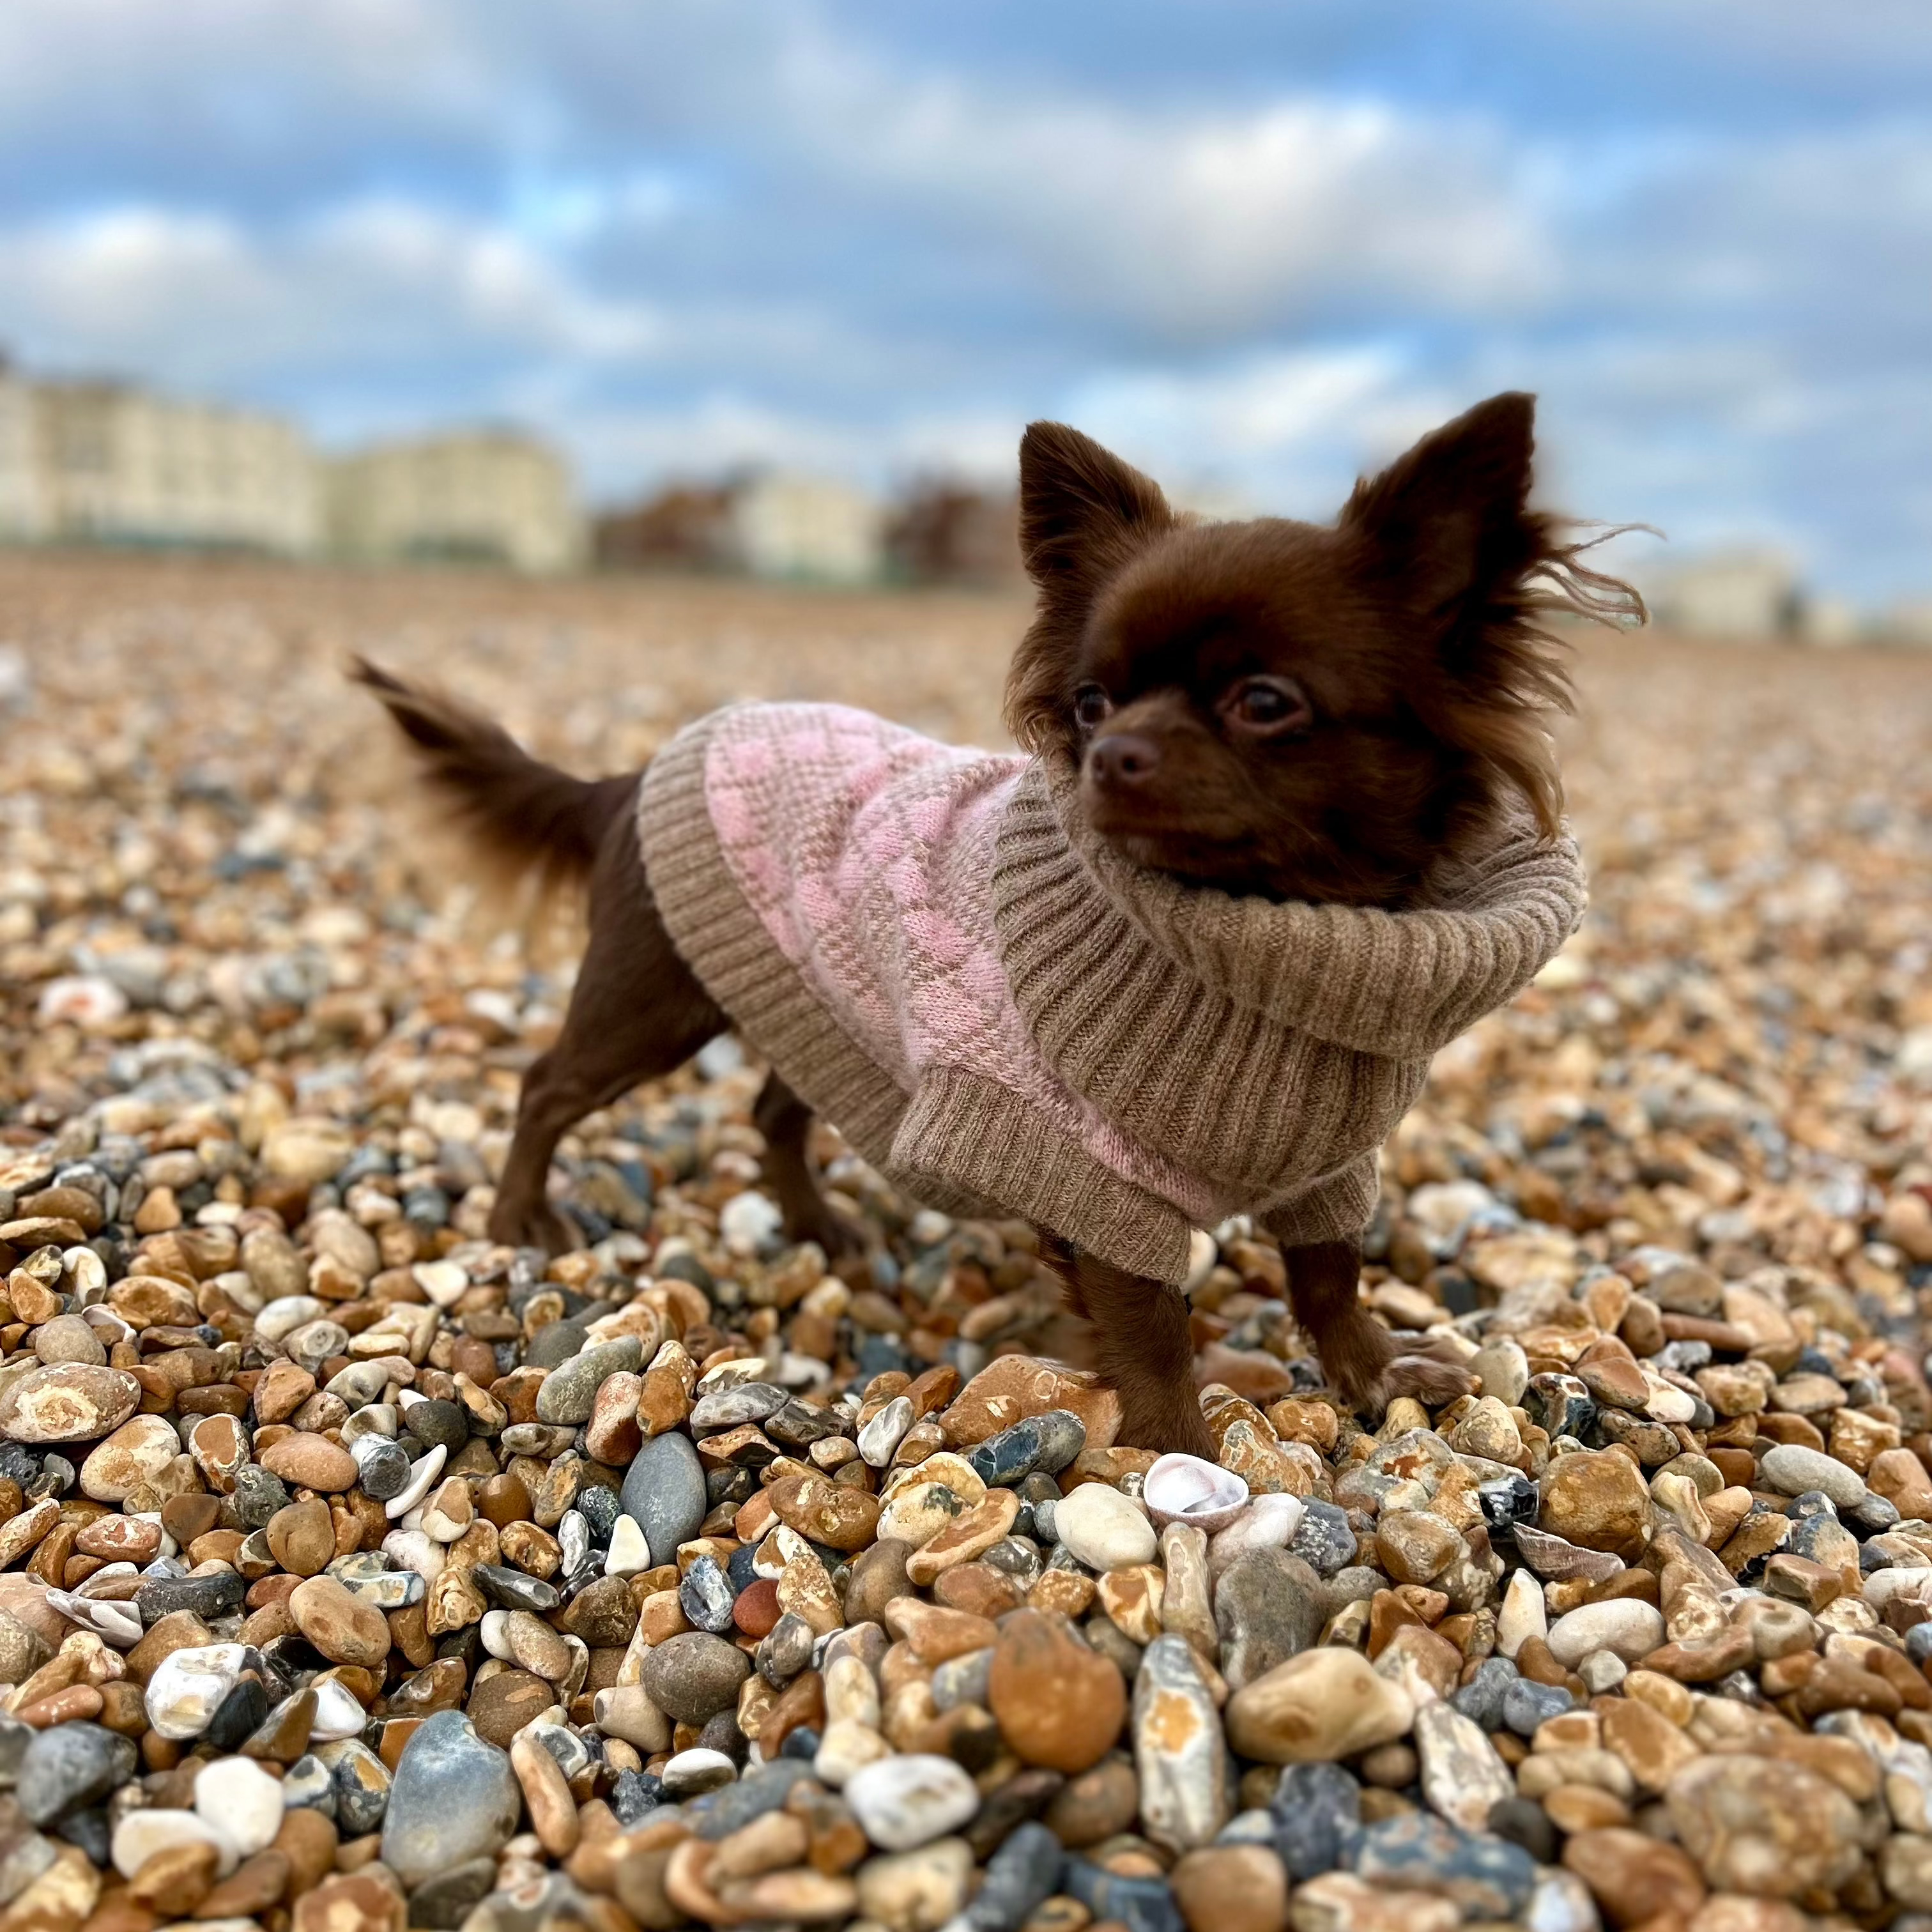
1041,1242 -> 1215,1457
1284,1237 -> 1475,1415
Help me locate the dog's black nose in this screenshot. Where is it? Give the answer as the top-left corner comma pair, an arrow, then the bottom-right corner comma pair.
1088,733 -> 1162,789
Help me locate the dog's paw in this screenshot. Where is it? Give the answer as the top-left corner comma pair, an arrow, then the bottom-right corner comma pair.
1367,1352 -> 1478,1413
488,1199 -> 581,1258
783,1199 -> 868,1264
1114,1395 -> 1219,1461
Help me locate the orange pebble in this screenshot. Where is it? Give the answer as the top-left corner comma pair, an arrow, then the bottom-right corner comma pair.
19,1684 -> 105,1728
733,1577 -> 781,1638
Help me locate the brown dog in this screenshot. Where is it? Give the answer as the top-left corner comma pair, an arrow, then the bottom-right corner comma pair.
358,390 -> 1637,1455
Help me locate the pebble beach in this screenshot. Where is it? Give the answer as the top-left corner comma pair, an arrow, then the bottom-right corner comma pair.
1,549 -> 1931,1932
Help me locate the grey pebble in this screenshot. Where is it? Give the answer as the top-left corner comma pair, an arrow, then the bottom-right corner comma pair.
622,1430 -> 707,1567
1215,1549 -> 1324,1690
1502,1676 -> 1573,1737
381,1711 -> 523,1889
756,1612 -> 816,1688
689,1382 -> 789,1432
1287,1499 -> 1357,1577
535,1336 -> 644,1425
17,1723 -> 136,1827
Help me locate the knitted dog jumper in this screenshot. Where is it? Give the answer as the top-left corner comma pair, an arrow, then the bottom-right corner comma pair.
637,702 -> 1586,1285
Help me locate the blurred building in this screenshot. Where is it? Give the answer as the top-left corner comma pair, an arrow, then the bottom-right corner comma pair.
0,361 -> 46,540
596,470 -> 885,584
1644,549 -> 1802,640
1798,596 -> 1862,648
728,473 -> 884,584
26,379 -> 319,554
1883,600 -> 1932,648
593,483 -> 737,572
884,482 -> 1022,586
325,430 -> 584,574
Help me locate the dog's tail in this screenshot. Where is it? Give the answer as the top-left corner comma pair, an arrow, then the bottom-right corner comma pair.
351,657 -> 637,901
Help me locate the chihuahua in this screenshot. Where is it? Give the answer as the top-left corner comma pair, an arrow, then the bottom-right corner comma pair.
358,390 -> 1637,1454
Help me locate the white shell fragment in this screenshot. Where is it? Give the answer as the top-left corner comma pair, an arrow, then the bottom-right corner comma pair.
1143,1452 -> 1251,1533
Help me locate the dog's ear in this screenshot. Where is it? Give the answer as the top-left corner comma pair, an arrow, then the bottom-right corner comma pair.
1344,392 -> 1581,837
1340,392 -> 1538,631
1006,422 -> 1174,753
1018,421 -> 1173,597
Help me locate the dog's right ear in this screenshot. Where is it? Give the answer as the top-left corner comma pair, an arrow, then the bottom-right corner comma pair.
1007,422 -> 1174,753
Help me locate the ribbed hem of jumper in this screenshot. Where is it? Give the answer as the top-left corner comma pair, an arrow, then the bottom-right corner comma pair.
1261,1154 -> 1383,1250
889,1063 -> 1195,1285
636,712 -> 910,1175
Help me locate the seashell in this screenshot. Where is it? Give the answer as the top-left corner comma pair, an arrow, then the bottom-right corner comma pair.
1143,1452 -> 1250,1533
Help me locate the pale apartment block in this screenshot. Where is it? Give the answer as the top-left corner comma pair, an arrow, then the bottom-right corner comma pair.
1644,549 -> 1802,640
31,381 -> 320,554
728,471 -> 885,583
0,374 -> 47,540
326,431 -> 585,574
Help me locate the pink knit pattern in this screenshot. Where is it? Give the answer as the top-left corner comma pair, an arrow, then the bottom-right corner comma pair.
702,702 -> 1228,1225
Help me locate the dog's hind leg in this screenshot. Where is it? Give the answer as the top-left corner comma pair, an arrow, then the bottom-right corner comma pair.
490,821 -> 724,1253
752,1071 -> 862,1259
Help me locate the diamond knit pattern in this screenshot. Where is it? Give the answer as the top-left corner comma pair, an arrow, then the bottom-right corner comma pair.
699,702 -> 1224,1225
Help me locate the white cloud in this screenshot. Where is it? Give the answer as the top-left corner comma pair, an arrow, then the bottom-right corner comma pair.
0,0 -> 493,148
0,200 -> 663,395
765,33 -> 1554,337
1058,346 -> 1445,514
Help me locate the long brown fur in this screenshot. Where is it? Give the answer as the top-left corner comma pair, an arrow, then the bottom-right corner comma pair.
349,658 -> 636,907
360,392 -> 1642,1452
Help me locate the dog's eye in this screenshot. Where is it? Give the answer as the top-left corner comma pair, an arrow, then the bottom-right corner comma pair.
1224,675 -> 1313,736
1072,684 -> 1112,732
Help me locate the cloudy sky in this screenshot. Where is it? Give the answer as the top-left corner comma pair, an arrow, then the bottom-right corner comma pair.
3,1 -> 1930,602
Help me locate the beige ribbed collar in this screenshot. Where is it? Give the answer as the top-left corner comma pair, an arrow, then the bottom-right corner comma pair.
992,747 -> 1588,1064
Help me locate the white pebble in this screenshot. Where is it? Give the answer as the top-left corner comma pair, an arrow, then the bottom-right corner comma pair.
844,1752 -> 981,1851
144,1643 -> 249,1742
254,1295 -> 326,1343
604,1515 -> 650,1578
1054,1482 -> 1156,1571
720,1190 -> 784,1255
411,1259 -> 470,1307
1578,1648 -> 1629,1694
813,1719 -> 893,1788
859,1396 -> 916,1468
1546,1598 -> 1664,1667
824,1653 -> 881,1729
1183,1228 -> 1218,1291
381,1526 -> 446,1581
112,1809 -> 236,1880
194,1756 -> 284,1857
1208,1494 -> 1305,1578
309,1676 -> 370,1742
383,1441 -> 447,1519
1526,1870 -> 1600,1932
661,1747 -> 737,1797
1496,1567 -> 1547,1660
